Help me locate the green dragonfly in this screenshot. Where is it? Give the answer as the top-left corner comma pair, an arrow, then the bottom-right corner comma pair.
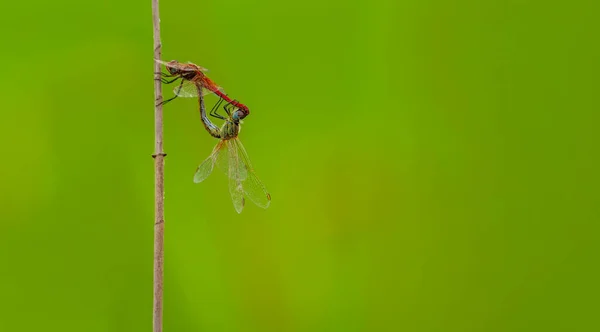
193,91 -> 271,213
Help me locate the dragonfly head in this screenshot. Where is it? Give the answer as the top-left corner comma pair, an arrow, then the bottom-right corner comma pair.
232,109 -> 247,123
166,60 -> 181,75
236,104 -> 250,118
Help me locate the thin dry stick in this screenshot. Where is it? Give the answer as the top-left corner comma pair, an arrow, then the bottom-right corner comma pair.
151,0 -> 165,331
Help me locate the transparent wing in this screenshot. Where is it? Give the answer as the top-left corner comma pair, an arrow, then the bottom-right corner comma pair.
193,141 -> 223,183
155,59 -> 209,72
215,140 -> 248,180
186,61 -> 209,72
154,59 -> 175,67
172,80 -> 216,98
193,155 -> 215,183
227,140 -> 245,213
231,139 -> 271,209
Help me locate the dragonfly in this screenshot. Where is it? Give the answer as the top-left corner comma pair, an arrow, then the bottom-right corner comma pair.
155,59 -> 250,116
193,87 -> 270,213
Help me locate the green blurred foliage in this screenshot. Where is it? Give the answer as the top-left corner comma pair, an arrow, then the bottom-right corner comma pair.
0,0 -> 598,331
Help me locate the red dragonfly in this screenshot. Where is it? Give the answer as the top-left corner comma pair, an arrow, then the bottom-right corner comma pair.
155,59 -> 250,115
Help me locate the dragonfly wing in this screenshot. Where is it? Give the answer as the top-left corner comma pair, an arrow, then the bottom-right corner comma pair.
156,59 -> 209,72
172,80 -> 216,98
227,140 -> 245,213
193,155 -> 215,183
243,172 -> 271,209
186,61 -> 209,72
231,139 -> 271,209
193,141 -> 222,183
215,140 -> 248,180
173,80 -> 198,97
154,59 -> 172,67
215,141 -> 229,176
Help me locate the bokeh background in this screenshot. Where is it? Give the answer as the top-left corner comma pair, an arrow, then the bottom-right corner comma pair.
1,0 -> 598,331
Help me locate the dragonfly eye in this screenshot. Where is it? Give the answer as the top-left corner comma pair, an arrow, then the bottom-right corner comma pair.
233,110 -> 246,121
166,61 -> 179,74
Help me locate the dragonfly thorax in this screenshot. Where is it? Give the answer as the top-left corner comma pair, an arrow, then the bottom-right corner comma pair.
220,120 -> 240,140
182,71 -> 198,80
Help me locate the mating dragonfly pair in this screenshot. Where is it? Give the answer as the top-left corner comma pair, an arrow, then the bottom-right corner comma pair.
156,60 -> 270,213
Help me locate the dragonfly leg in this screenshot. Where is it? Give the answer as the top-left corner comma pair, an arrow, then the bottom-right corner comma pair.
222,100 -> 237,116
173,79 -> 185,95
210,97 -> 226,120
158,77 -> 179,84
157,79 -> 185,106
210,112 -> 226,120
157,95 -> 178,107
210,97 -> 223,114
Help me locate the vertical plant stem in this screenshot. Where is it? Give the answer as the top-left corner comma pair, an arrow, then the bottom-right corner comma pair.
152,0 -> 165,331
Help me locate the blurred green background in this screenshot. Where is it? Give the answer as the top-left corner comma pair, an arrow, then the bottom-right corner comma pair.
0,0 -> 598,331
